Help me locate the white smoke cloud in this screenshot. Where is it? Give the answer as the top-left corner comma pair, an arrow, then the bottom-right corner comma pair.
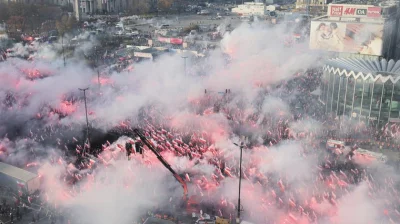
290,118 -> 324,138
335,182 -> 381,224
37,137 -> 182,224
64,161 -> 175,224
2,17 -> 398,224
261,96 -> 290,117
257,141 -> 317,182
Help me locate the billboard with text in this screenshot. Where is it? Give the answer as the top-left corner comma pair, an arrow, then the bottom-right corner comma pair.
157,37 -> 183,45
310,21 -> 384,56
328,4 -> 382,18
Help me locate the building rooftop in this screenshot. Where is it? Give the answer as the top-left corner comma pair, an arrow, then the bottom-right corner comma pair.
141,47 -> 169,54
0,162 -> 38,183
311,3 -> 397,21
326,2 -> 398,8
312,15 -> 386,23
325,58 -> 400,83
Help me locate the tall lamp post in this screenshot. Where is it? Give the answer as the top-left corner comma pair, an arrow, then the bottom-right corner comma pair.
97,70 -> 101,89
95,53 -> 101,89
61,34 -> 66,67
181,55 -> 188,76
233,141 -> 245,224
79,87 -> 90,154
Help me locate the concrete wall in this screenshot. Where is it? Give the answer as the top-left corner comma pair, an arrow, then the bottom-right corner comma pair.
26,177 -> 40,194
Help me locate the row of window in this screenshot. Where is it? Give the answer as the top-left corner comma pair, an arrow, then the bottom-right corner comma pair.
296,0 -> 325,5
321,71 -> 400,127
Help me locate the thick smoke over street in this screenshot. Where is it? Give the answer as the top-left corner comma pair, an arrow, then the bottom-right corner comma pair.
0,20 -> 399,224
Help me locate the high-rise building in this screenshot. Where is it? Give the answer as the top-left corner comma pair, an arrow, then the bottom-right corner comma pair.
72,0 -> 124,20
231,2 -> 266,16
1,0 -> 70,5
296,0 -> 332,13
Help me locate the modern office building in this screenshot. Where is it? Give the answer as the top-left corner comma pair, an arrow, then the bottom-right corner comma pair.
321,57 -> 400,127
1,0 -> 70,5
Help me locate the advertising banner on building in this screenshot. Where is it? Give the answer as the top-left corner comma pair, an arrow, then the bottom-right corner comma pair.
170,38 -> 183,45
158,37 -> 170,43
157,37 -> 183,45
309,21 -> 384,56
328,4 -> 382,18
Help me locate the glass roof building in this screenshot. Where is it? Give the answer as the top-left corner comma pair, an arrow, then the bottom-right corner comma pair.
321,58 -> 400,127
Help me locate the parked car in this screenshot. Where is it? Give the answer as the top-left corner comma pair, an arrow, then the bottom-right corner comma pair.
48,36 -> 58,43
125,30 -> 139,37
198,10 -> 210,15
157,24 -> 170,29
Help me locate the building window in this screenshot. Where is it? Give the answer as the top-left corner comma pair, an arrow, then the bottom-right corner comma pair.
380,81 -> 393,124
369,80 -> 384,126
346,76 -> 355,116
326,72 -> 336,113
322,69 -> 400,127
352,78 -> 364,116
321,71 -> 329,104
390,82 -> 400,119
361,80 -> 374,119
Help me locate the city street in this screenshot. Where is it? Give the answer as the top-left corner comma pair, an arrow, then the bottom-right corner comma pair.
127,14 -> 244,33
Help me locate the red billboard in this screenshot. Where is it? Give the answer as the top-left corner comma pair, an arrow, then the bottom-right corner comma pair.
170,38 -> 183,45
158,37 -> 170,43
367,7 -> 381,18
330,5 -> 343,16
157,37 -> 183,45
328,4 -> 381,18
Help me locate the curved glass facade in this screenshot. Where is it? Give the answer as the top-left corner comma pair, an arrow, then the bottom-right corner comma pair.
321,66 -> 400,127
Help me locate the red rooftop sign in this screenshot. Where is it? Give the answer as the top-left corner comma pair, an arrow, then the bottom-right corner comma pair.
328,4 -> 381,18
330,5 -> 343,16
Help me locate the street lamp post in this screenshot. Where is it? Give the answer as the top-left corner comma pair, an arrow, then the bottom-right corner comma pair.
96,56 -> 101,89
97,69 -> 101,89
62,34 -> 66,67
79,87 -> 90,154
95,50 -> 102,89
234,141 -> 245,224
181,55 -> 188,76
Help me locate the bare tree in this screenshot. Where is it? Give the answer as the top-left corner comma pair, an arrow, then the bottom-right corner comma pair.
128,0 -> 150,14
0,3 -> 10,23
55,14 -> 77,36
7,16 -> 25,33
157,0 -> 173,12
